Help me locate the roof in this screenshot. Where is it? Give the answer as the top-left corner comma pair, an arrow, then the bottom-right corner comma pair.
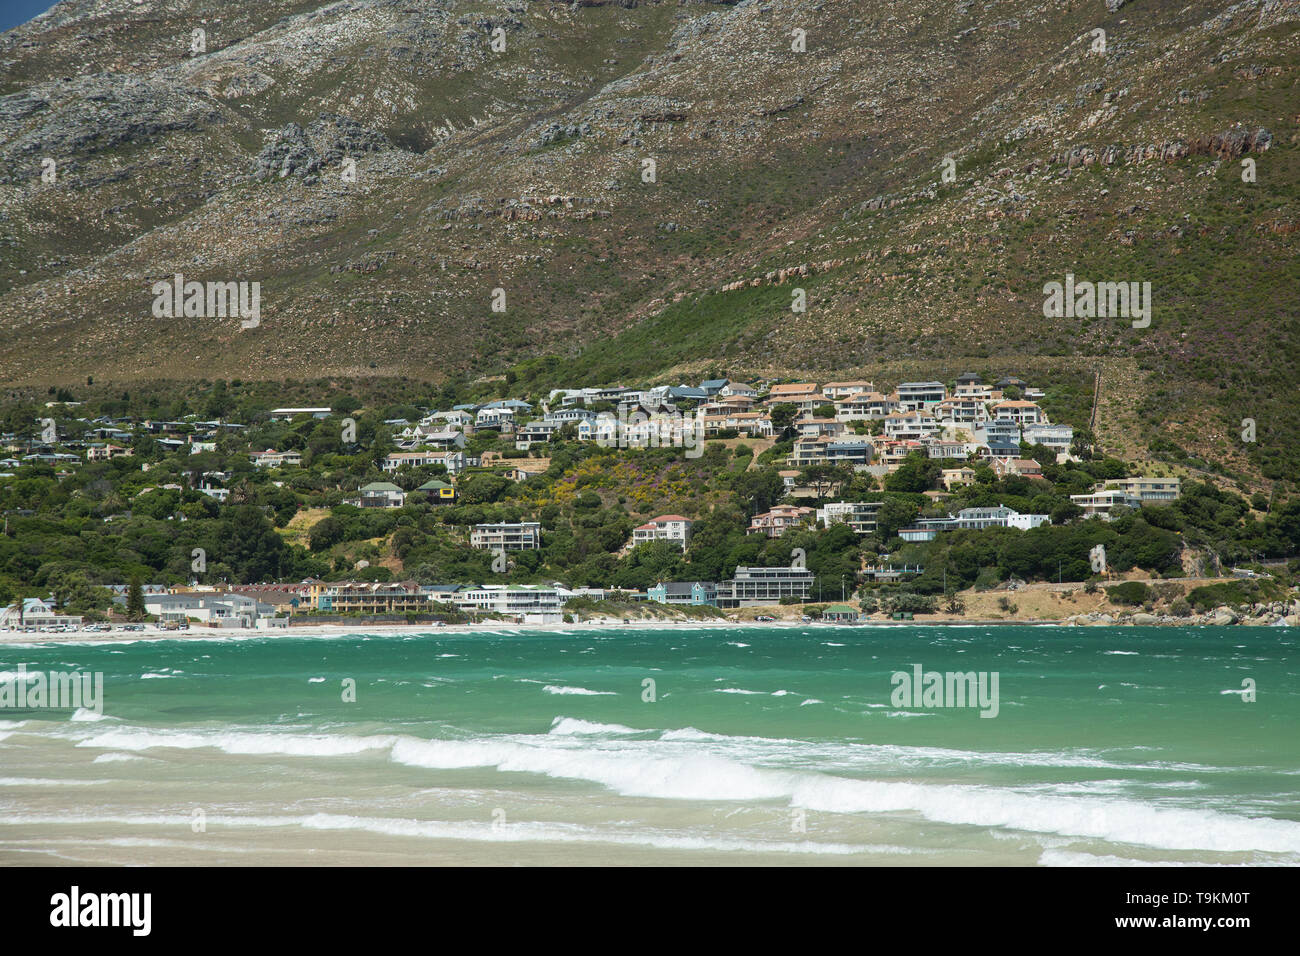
360,482 -> 403,492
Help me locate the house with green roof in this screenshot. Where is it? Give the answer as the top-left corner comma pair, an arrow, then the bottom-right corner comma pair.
416,478 -> 456,503
822,603 -> 859,622
347,481 -> 406,509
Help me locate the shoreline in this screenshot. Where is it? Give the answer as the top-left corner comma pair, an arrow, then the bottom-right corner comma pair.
0,613 -> 1292,647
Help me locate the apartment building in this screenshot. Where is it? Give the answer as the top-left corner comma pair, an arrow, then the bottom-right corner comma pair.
815,501 -> 884,536
895,381 -> 947,411
716,566 -> 815,608
631,515 -> 693,549
1101,477 -> 1181,502
470,521 -> 542,551
307,581 -> 429,615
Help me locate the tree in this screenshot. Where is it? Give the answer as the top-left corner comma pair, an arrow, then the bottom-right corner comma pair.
800,463 -> 850,502
126,576 -> 146,621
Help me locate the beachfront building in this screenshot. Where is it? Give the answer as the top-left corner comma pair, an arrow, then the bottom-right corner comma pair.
455,584 -> 563,624
143,591 -> 275,627
646,581 -> 719,607
716,566 -> 815,608
0,597 -> 83,629
470,522 -> 542,551
307,581 -> 429,615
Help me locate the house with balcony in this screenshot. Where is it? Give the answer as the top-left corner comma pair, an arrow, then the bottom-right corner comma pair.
249,448 -> 302,468
1100,477 -> 1181,503
350,482 -> 406,509
470,521 -> 542,551
456,584 -> 563,624
895,381 -> 947,411
834,391 -> 895,422
383,450 -> 466,477
884,410 -> 940,441
701,412 -> 774,438
941,467 -> 977,490
747,505 -> 815,537
991,457 -> 1045,479
1070,488 -> 1142,520
647,581 -> 718,607
1022,423 -> 1074,454
307,581 -> 429,615
815,501 -> 883,536
716,566 -> 815,608
991,400 -> 1045,426
822,380 -> 876,401
631,515 -> 693,550
790,435 -> 875,470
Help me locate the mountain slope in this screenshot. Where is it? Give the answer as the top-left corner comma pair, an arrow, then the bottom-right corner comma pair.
0,0 -> 1297,482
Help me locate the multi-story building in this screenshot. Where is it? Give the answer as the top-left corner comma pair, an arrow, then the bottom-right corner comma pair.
716,566 -> 815,608
834,391 -> 895,422
350,482 -> 406,509
1070,489 -> 1143,520
991,400 -> 1045,426
455,584 -> 563,624
815,501 -> 884,536
631,515 -> 693,549
1022,423 -> 1074,454
790,435 -> 875,469
249,448 -> 302,468
895,381 -> 947,411
1100,477 -> 1181,503
383,450 -> 467,476
747,505 -> 815,538
307,581 -> 429,615
470,521 -> 542,551
822,380 -> 876,401
646,581 -> 718,606
899,504 -> 1049,541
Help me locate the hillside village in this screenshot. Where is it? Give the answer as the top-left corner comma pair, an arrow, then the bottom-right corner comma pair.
0,370 -> 1296,629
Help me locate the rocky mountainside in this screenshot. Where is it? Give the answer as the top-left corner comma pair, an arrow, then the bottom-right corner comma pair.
0,0 -> 1297,481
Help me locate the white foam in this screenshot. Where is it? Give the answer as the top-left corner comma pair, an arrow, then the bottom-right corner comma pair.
77,727 -> 396,758
548,717 -> 643,737
69,708 -> 108,722
542,685 -> 616,696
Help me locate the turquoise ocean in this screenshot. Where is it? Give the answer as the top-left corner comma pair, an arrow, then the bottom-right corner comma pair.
1,624 -> 1297,865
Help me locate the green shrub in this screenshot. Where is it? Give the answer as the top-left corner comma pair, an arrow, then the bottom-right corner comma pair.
1106,581 -> 1152,606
